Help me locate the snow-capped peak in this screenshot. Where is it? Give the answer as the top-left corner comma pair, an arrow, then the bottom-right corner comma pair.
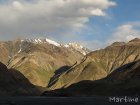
45,38 -> 60,47
64,43 -> 89,55
19,38 -> 89,55
22,38 -> 61,47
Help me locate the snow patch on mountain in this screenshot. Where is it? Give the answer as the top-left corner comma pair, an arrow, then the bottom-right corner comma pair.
18,44 -> 22,53
22,38 -> 61,47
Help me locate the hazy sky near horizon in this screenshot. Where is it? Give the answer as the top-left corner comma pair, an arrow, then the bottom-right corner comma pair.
0,0 -> 140,50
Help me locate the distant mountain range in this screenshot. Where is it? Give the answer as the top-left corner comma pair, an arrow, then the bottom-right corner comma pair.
20,38 -> 89,55
1,38 -> 140,96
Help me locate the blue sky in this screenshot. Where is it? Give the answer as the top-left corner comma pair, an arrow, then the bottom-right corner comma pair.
74,0 -> 140,49
0,0 -> 140,50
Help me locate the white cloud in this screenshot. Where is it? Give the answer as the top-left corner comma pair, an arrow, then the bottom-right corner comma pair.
108,22 -> 140,44
0,0 -> 116,40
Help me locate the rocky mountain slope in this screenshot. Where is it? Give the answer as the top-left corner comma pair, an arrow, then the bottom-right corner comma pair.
0,38 -> 86,87
43,59 -> 140,96
48,38 -> 140,90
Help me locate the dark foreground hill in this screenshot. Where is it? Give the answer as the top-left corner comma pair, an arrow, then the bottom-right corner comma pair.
0,62 -> 43,96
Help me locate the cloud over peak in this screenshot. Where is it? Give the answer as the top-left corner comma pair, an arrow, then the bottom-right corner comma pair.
108,22 -> 140,44
0,0 -> 116,40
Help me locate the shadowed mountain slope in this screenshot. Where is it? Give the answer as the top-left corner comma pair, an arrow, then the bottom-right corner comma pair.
43,59 -> 140,96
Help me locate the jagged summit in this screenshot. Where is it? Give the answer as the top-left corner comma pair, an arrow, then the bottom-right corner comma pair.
108,38 -> 140,48
20,38 -> 89,55
128,38 -> 140,43
110,42 -> 125,46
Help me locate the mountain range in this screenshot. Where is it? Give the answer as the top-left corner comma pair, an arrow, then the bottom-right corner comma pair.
0,38 -> 88,87
1,37 -> 140,96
